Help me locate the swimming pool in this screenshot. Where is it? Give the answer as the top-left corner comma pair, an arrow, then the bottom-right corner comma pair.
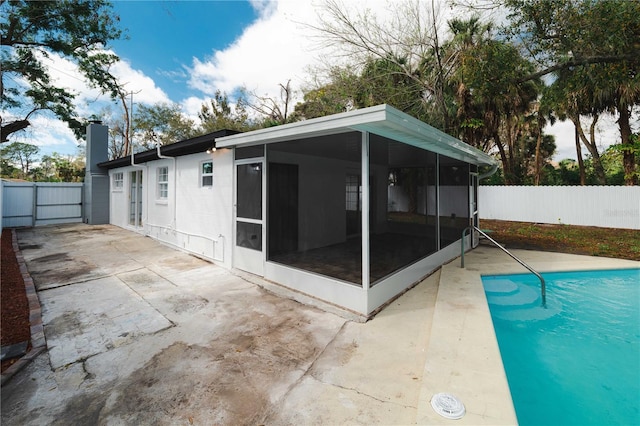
482,268 -> 640,426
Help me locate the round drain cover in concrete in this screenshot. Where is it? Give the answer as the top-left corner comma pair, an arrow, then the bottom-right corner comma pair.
430,393 -> 466,419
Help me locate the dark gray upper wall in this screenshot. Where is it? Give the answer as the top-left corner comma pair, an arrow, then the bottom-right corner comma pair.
86,122 -> 109,174
84,122 -> 110,224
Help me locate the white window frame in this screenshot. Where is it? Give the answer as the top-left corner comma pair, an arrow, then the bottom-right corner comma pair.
201,160 -> 213,187
112,172 -> 123,191
157,166 -> 169,200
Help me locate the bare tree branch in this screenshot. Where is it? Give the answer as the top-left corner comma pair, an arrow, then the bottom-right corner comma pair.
1,120 -> 30,142
519,54 -> 640,83
245,80 -> 295,125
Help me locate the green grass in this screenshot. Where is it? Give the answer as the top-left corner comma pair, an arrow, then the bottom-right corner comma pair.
480,220 -> 640,261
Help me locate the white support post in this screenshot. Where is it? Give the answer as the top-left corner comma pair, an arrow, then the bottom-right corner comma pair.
435,154 -> 440,250
361,131 -> 370,290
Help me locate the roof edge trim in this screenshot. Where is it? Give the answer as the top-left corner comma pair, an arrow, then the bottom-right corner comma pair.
216,104 -> 388,148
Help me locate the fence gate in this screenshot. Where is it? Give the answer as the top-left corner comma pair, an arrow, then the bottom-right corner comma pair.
1,181 -> 84,227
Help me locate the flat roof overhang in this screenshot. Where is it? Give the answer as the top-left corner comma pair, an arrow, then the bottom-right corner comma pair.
216,104 -> 497,167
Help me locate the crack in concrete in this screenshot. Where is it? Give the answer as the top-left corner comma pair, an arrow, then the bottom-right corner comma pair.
256,320 -> 350,424
259,316 -> 418,423
313,376 -> 418,409
118,266 -> 180,288
79,359 -> 95,389
114,273 -> 177,328
52,352 -> 92,374
38,266 -> 147,292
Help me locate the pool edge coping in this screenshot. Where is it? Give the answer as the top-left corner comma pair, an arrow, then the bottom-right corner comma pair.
416,247 -> 640,425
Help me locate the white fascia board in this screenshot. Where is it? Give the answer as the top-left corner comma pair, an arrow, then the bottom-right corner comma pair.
215,104 -> 388,148
216,104 -> 496,166
353,106 -> 497,166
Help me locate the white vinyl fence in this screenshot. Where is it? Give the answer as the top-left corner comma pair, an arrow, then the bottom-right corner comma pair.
479,186 -> 640,230
1,181 -> 83,229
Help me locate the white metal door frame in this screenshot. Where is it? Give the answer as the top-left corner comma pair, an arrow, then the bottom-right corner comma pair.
233,157 -> 266,276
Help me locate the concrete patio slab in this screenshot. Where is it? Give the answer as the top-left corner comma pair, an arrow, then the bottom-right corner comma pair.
41,275 -> 174,369
2,223 -> 637,425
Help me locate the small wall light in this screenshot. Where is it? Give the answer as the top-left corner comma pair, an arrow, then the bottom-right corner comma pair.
206,142 -> 217,154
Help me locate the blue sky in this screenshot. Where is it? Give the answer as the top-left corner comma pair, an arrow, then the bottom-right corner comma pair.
15,0 -> 317,158
110,1 -> 259,101
5,0 -> 626,161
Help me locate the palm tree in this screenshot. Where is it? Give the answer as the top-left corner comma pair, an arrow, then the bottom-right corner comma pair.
543,67 -> 608,185
443,16 -> 493,150
446,17 -> 543,184
591,62 -> 640,185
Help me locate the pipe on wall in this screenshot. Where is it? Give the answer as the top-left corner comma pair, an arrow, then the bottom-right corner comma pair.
156,143 -> 177,230
145,223 -> 225,262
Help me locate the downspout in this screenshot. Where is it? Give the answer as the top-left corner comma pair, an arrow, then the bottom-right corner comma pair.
478,162 -> 498,181
472,161 -> 498,247
156,143 -> 177,229
130,149 -> 144,168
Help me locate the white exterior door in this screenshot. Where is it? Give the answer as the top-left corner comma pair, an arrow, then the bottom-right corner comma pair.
129,170 -> 143,228
233,159 -> 265,275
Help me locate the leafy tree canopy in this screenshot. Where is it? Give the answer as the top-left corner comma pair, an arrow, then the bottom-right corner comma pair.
292,66 -> 362,120
1,0 -> 123,142
198,90 -> 256,133
34,152 -> 85,182
0,141 -> 39,178
0,143 -> 85,182
133,103 -> 198,149
504,0 -> 640,82
505,0 -> 640,184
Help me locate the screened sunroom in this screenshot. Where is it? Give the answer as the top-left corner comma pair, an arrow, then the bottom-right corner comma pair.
217,104 -> 496,316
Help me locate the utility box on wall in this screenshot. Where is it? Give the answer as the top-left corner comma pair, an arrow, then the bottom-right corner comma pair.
84,121 -> 110,224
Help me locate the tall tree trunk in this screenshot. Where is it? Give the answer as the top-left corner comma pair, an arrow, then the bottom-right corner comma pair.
534,116 -> 543,185
618,102 -> 637,186
494,132 -> 511,184
505,119 -> 522,185
431,0 -> 450,132
575,126 -> 586,185
571,114 -> 606,184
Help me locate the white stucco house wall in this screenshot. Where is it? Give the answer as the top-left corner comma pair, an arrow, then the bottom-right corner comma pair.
97,104 -> 496,317
101,129 -> 238,268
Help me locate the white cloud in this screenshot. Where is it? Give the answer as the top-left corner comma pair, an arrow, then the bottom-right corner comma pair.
546,120 -> 578,161
8,114 -> 81,157
193,0 -> 625,164
11,0 -> 633,162
185,0 -> 464,107
41,51 -> 102,103
5,50 -> 173,156
110,58 -> 171,105
42,51 -> 171,114
546,113 -> 636,161
182,96 -> 208,119
248,0 -> 279,17
188,1 -> 321,100
31,116 -> 79,148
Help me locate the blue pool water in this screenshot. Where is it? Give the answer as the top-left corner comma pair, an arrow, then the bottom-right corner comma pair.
482,268 -> 640,426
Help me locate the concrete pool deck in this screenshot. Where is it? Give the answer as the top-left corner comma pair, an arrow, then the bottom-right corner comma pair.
421,243 -> 639,424
1,224 -> 638,425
